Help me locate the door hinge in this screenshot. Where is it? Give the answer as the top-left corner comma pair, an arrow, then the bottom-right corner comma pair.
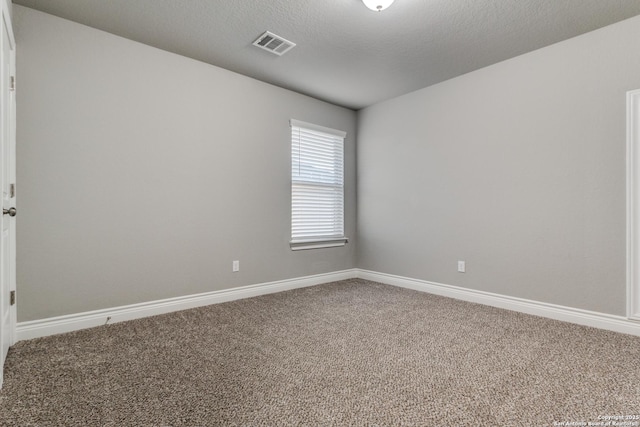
9,76 -> 14,92
10,290 -> 15,306
9,183 -> 15,198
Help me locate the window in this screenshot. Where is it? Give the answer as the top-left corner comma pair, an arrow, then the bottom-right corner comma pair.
290,119 -> 347,250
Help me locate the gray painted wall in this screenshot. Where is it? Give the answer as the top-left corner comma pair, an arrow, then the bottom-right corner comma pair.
358,15 -> 640,316
15,5 -> 640,323
15,6 -> 357,322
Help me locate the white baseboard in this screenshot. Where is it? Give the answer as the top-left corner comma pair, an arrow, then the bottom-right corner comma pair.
16,269 -> 358,341
17,268 -> 640,341
357,269 -> 640,337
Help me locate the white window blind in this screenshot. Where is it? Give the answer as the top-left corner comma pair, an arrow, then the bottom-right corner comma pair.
290,119 -> 347,250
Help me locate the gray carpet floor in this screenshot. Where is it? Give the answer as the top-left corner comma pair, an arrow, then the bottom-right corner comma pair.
1,279 -> 639,426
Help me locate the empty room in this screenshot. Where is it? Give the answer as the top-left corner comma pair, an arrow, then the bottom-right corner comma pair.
1,0 -> 640,425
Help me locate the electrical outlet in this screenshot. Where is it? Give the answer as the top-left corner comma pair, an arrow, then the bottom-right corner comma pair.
457,260 -> 466,273
232,260 -> 240,272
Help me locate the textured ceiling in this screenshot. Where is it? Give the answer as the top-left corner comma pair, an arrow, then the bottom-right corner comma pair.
13,0 -> 640,110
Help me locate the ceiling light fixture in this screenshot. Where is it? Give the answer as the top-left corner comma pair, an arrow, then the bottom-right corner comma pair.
362,0 -> 394,12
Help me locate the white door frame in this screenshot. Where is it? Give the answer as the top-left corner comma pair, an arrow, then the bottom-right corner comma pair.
7,3 -> 14,345
627,89 -> 640,321
0,0 -> 15,388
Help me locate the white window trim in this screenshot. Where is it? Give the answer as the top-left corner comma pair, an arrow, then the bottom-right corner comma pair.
290,237 -> 349,251
290,119 -> 347,139
290,119 -> 347,251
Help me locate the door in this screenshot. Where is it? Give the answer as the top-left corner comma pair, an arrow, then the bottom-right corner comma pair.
0,0 -> 15,388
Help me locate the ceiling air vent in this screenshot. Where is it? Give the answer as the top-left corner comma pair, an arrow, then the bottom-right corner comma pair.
252,31 -> 296,56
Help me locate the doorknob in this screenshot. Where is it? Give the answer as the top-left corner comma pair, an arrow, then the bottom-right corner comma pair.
3,207 -> 16,217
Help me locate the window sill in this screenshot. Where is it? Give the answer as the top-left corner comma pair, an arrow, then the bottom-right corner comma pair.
290,237 -> 348,251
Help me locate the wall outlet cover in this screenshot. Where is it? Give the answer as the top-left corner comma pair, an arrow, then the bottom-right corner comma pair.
457,261 -> 466,273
